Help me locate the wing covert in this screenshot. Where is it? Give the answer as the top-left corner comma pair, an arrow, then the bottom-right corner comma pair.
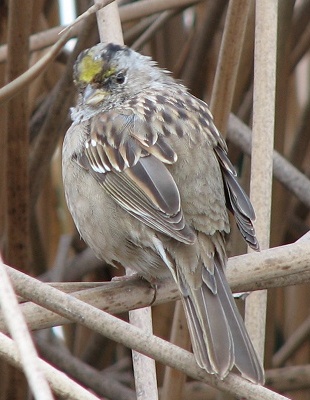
75,109 -> 195,244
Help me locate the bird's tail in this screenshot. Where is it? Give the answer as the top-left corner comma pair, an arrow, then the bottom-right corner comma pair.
179,255 -> 264,383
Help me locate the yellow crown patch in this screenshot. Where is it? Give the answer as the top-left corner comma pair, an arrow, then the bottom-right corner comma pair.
78,54 -> 103,83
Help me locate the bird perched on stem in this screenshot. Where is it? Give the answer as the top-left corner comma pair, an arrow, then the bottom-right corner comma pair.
62,42 -> 264,383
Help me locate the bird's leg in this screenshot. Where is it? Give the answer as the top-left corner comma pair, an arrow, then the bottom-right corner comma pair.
112,272 -> 157,306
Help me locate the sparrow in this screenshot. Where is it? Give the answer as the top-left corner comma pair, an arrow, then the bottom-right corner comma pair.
62,42 -> 264,383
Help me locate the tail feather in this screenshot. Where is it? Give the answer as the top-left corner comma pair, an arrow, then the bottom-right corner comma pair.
182,282 -> 234,378
215,259 -> 264,383
182,295 -> 213,372
179,255 -> 264,383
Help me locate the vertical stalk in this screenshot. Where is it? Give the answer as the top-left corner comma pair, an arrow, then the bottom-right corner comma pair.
129,306 -> 158,400
5,0 -> 33,272
210,0 -> 250,136
95,2 -> 158,397
245,0 -> 278,366
161,301 -> 191,400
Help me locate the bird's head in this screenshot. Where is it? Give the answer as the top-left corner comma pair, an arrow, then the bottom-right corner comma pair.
73,43 -> 165,107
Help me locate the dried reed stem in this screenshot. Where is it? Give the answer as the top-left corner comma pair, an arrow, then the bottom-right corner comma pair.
245,0 -> 279,369
0,333 -> 100,400
2,263 -> 289,399
95,2 -> 158,397
210,0 -> 250,135
0,258 -> 53,400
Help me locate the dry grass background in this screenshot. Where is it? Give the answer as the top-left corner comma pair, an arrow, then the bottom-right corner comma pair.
0,0 -> 310,399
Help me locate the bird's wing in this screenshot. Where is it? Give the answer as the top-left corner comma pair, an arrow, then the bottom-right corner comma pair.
181,90 -> 258,250
214,145 -> 259,250
75,110 -> 196,244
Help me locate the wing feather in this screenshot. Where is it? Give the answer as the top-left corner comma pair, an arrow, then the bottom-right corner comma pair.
215,145 -> 259,250
98,156 -> 195,244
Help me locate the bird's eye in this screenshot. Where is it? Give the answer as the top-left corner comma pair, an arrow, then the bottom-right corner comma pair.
115,72 -> 126,84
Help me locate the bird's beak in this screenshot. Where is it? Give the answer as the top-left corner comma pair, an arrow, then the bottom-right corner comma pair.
83,84 -> 107,106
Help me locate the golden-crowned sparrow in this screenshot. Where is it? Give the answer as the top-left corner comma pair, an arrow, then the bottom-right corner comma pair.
62,43 -> 264,383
